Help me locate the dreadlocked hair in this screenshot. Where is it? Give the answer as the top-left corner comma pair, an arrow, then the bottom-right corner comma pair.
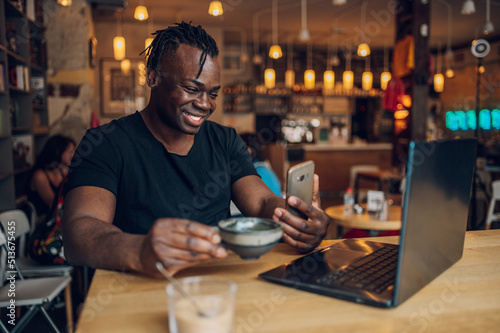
140,21 -> 219,78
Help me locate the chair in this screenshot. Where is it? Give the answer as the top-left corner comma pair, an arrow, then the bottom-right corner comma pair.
0,210 -> 74,333
0,223 -> 72,333
485,180 -> 500,230
349,164 -> 380,203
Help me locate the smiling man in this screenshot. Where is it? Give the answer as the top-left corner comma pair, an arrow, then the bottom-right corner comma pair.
62,22 -> 330,278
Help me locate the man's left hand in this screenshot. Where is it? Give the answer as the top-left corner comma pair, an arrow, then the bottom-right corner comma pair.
273,174 -> 331,252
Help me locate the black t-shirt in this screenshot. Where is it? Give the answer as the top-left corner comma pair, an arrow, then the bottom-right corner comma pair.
65,112 -> 257,234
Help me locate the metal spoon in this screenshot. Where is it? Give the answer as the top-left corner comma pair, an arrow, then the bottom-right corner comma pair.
155,262 -> 209,317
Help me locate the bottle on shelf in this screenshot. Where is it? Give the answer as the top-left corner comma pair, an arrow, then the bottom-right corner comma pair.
344,188 -> 354,216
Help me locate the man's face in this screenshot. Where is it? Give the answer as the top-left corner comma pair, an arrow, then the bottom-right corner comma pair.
151,44 -> 221,135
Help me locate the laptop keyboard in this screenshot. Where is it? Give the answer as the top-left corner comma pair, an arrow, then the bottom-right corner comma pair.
318,246 -> 398,294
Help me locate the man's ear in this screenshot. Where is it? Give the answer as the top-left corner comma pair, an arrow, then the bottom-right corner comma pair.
147,69 -> 160,88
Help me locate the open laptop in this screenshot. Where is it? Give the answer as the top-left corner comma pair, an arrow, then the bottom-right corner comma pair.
259,139 -> 477,307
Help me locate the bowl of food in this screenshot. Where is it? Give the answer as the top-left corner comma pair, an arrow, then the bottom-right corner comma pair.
218,217 -> 283,260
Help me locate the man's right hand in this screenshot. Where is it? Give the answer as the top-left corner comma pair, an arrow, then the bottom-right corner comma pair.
141,218 -> 228,277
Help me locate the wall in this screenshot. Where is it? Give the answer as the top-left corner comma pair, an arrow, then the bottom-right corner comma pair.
45,0 -> 95,143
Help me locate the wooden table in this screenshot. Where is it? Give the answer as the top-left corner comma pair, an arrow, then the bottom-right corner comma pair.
76,230 -> 500,333
354,170 -> 403,202
325,204 -> 402,237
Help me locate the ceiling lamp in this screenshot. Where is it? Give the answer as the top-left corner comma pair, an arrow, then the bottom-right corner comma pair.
437,0 -> 455,79
269,0 -> 282,59
357,0 -> 370,57
57,0 -> 72,6
324,36 -> 335,90
461,0 -> 475,15
380,43 -> 391,90
484,0 -> 494,34
304,43 -> 315,90
332,0 -> 346,5
145,13 -> 154,50
362,57 -> 372,91
121,59 -> 131,75
285,38 -> 295,89
265,68 -> 276,89
343,51 -> 353,90
434,43 -> 444,93
298,0 -> 311,42
134,0 -> 149,21
208,1 -> 224,16
113,14 -> 126,61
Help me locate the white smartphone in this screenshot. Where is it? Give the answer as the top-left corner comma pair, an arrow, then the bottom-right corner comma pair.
286,160 -> 315,219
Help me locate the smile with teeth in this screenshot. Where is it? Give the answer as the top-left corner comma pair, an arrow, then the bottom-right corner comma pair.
183,111 -> 204,122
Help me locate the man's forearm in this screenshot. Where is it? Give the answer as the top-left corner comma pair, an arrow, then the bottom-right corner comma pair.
63,217 -> 146,273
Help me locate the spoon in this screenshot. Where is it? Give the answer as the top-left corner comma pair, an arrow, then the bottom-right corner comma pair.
155,262 -> 209,317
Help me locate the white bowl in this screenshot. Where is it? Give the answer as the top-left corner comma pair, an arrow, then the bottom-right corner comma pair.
218,218 -> 283,260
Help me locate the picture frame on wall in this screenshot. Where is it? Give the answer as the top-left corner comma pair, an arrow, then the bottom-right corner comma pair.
100,58 -> 149,117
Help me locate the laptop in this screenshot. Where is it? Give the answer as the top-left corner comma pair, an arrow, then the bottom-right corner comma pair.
259,139 -> 477,307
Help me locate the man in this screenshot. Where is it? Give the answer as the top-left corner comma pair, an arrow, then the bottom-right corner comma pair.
62,22 -> 330,278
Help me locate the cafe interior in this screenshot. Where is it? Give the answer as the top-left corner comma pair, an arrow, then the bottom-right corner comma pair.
0,0 -> 500,332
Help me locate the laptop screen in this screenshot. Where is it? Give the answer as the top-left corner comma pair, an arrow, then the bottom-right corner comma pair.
394,139 -> 477,305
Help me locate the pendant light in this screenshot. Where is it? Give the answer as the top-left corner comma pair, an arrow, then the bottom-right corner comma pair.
323,36 -> 334,90
343,51 -> 353,90
304,43 -> 315,90
134,0 -> 149,21
298,0 -> 311,42
121,59 -> 131,75
484,0 -> 494,34
208,1 -> 224,16
436,0 -> 455,79
380,43 -> 391,90
434,42 -> 444,93
332,0 -> 346,5
145,13 -> 154,50
269,0 -> 283,59
264,38 -> 275,89
285,38 -> 295,89
357,0 -> 370,57
461,0 -> 475,15
113,13 -> 126,61
57,0 -> 72,6
362,56 -> 372,91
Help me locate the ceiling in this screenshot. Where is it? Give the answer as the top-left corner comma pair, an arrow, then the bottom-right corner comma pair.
91,0 -> 500,51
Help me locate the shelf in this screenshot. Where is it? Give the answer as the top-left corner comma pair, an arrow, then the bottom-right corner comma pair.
6,49 -> 28,64
11,126 -> 31,133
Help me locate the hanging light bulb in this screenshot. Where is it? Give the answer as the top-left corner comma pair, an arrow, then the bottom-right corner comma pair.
268,0 -> 282,59
461,0 -> 475,15
305,70 -> 315,90
332,0 -> 346,5
134,1 -> 149,21
113,14 -> 126,61
145,13 -> 154,50
445,68 -> 455,78
265,68 -> 276,89
362,57 -> 372,91
434,41 -> 444,92
357,0 -> 370,57
343,51 -> 353,90
298,0 -> 311,42
285,38 -> 295,89
121,59 -> 131,75
208,1 -> 224,16
304,43 -> 315,90
434,73 -> 444,92
357,43 -> 370,57
57,0 -> 72,6
323,70 -> 335,90
380,42 -> 391,90
380,72 -> 391,90
484,0 -> 494,34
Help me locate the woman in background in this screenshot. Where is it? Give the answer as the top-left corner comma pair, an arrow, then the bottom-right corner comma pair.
27,135 -> 75,217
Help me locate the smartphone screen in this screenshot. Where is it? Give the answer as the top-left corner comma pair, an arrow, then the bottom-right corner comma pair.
286,161 -> 315,219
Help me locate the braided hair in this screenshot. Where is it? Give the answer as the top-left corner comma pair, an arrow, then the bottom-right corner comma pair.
141,21 -> 219,79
